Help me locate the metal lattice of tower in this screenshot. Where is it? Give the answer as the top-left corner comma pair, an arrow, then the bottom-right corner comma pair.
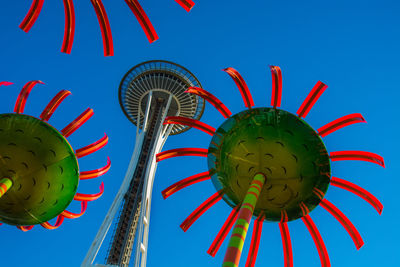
81,60 -> 205,267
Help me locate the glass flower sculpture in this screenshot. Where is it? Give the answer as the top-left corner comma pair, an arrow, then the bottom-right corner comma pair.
19,0 -> 195,56
0,81 -> 110,231
156,66 -> 384,267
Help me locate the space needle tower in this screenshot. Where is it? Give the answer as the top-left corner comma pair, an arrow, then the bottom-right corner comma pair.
82,60 -> 205,267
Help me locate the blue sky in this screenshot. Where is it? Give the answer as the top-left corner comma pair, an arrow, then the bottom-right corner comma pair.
0,0 -> 399,266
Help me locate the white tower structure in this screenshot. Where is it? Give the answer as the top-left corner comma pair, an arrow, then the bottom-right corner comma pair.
82,60 -> 204,267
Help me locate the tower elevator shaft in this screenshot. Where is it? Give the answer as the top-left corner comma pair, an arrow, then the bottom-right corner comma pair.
107,98 -> 165,266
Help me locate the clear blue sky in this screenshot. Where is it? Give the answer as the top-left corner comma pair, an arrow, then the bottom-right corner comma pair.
0,0 -> 399,266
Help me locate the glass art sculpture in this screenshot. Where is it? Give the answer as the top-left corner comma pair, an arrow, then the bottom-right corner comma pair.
156,66 -> 384,267
0,81 -> 110,231
19,0 -> 195,56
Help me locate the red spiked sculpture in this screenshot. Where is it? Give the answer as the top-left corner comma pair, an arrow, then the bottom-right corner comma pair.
0,81 -> 110,231
156,65 -> 384,266
19,0 -> 195,56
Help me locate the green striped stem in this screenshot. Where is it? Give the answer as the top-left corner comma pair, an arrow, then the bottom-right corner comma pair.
222,173 -> 266,267
0,177 -> 13,198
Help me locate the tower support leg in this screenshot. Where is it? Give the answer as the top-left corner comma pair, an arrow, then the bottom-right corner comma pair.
223,173 -> 266,267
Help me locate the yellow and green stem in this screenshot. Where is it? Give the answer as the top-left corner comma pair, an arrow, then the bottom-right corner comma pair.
0,177 -> 13,198
222,173 -> 266,267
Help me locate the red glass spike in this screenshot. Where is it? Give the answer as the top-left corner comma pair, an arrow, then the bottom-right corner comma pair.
330,151 -> 385,168
75,133 -> 108,158
40,90 -> 71,121
313,187 -> 325,200
280,210 -> 288,223
299,202 -> 310,217
186,87 -> 232,118
162,171 -> 210,199
164,116 -> 216,136
318,113 -> 366,137
302,215 -> 331,267
320,199 -> 364,250
296,81 -> 327,118
19,0 -> 45,32
175,0 -> 195,12
0,81 -> 13,86
90,0 -> 114,56
208,205 -> 240,257
40,215 -> 65,230
223,67 -> 254,109
124,0 -> 159,43
14,80 -> 44,114
331,177 -> 383,214
61,0 -> 75,54
180,190 -> 224,232
80,157 -> 111,180
279,222 -> 293,267
270,65 -> 282,108
245,212 -> 265,267
18,225 -> 35,231
156,148 -> 208,162
74,182 -> 104,201
61,201 -> 87,219
61,108 -> 94,137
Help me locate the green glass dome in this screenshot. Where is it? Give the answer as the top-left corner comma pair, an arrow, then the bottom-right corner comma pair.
208,108 -> 331,221
0,114 -> 79,226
